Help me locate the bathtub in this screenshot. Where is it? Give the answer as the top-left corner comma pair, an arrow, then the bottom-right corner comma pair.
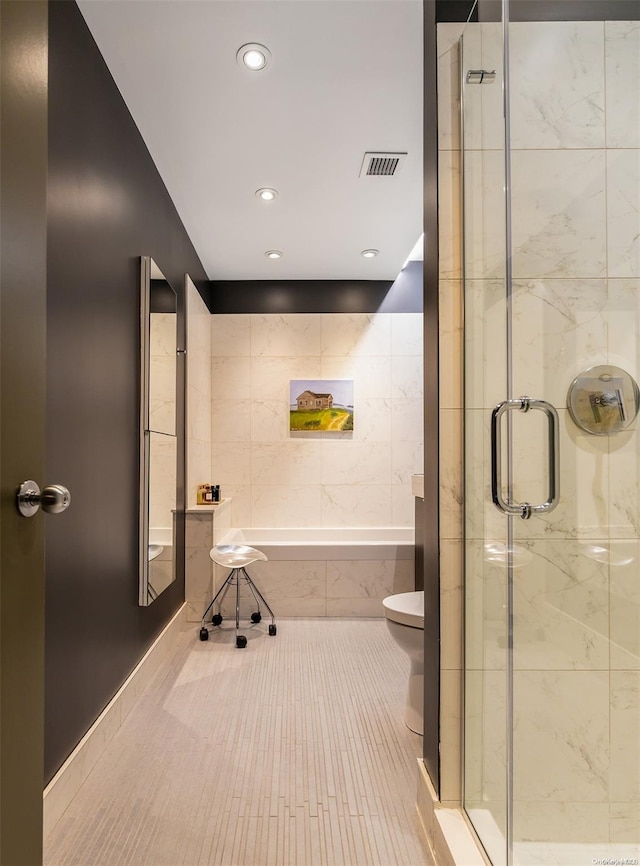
212,527 -> 415,617
218,526 -> 414,561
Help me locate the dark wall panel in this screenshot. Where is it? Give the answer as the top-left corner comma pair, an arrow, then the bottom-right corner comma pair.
423,0 -> 441,795
209,261 -> 423,315
210,279 -> 394,314
45,0 -> 207,783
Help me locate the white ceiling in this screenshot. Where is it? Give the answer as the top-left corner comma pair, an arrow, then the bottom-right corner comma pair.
77,0 -> 423,281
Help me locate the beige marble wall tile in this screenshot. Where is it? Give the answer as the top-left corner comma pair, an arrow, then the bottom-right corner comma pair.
185,546 -> 214,622
252,484 -> 322,528
185,513 -> 214,549
459,22 -> 503,153
211,442 -> 251,486
464,540 -> 508,675
511,149 -> 607,280
326,559 -> 412,599
250,356 -> 322,400
514,410 -> 610,541
513,539 -> 609,672
437,23 -> 465,152
320,313 -> 392,358
606,279 -> 640,374
271,598 -> 327,617
610,670 -> 640,804
249,560 -> 327,600
391,484 -> 415,528
513,801 -> 610,845
513,670 -> 609,803
610,540 -> 640,670
321,485 -> 392,528
511,278 -> 608,409
391,313 -> 423,357
607,149 -> 640,279
440,539 -> 462,672
439,280 -> 463,411
251,314 -> 322,357
321,440 -> 391,486
326,598 -> 385,617
211,398 -> 251,442
606,22 -> 640,149
439,668 -> 463,804
439,409 -> 463,541
610,802 -> 640,843
438,149 -> 462,281
509,22 -> 605,150
211,314 -> 250,357
211,356 -> 251,400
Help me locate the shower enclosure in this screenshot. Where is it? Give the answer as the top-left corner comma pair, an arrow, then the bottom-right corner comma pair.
462,2 -> 640,864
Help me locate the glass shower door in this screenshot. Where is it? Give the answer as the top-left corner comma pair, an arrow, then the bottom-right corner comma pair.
463,4 -> 640,866
507,12 -> 640,866
461,13 -> 510,866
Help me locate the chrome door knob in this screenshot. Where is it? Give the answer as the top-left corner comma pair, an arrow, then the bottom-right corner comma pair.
17,480 -> 71,517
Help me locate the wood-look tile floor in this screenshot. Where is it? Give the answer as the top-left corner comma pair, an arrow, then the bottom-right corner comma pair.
45,619 -> 434,866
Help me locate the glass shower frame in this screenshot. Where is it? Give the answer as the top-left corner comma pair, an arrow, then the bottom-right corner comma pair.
462,2 -> 640,865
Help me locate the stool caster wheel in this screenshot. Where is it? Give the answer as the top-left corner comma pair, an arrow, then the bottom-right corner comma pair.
250,612 -> 262,623
211,613 -> 223,626
268,624 -> 277,636
199,628 -> 209,641
236,635 -> 247,649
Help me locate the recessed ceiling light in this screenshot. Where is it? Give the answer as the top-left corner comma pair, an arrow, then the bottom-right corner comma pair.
361,249 -> 380,258
265,250 -> 283,259
237,43 -> 271,71
256,188 -> 278,201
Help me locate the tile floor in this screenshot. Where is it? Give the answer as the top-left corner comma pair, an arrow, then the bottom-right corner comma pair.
44,618 -> 434,866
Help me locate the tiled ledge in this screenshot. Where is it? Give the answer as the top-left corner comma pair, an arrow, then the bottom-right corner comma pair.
185,501 -> 232,621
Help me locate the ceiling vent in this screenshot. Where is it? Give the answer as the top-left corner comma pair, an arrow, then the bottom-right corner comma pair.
359,151 -> 407,178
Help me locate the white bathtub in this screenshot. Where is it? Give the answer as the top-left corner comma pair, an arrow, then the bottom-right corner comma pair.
218,526 -> 414,561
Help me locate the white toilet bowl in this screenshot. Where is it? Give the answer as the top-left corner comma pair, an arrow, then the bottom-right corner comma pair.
382,590 -> 424,735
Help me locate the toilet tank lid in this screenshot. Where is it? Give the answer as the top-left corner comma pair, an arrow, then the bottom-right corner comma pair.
382,591 -> 424,628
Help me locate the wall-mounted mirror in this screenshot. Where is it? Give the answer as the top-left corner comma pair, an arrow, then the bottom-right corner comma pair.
140,257 -> 178,605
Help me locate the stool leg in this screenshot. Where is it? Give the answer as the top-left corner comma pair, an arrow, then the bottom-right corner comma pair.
201,569 -> 234,627
234,569 -> 247,648
241,567 -> 277,636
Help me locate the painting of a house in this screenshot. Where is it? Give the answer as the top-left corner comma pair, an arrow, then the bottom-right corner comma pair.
296,390 -> 334,411
289,379 -> 353,432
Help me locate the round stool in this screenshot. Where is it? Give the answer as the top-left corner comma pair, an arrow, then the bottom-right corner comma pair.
199,544 -> 277,647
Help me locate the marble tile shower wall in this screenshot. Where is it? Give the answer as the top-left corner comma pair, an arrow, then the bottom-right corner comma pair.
210,313 -> 423,529
442,20 -> 640,844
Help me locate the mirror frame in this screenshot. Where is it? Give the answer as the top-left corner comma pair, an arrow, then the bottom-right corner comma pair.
139,256 -> 178,606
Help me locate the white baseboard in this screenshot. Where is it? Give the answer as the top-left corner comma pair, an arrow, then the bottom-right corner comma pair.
43,603 -> 187,840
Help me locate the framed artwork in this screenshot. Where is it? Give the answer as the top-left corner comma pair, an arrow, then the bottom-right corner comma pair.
289,379 -> 354,432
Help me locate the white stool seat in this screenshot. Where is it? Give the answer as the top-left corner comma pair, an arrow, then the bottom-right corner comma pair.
209,544 -> 268,569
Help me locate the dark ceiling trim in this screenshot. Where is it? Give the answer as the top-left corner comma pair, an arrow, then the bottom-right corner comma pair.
208,268 -> 423,315
438,0 -> 640,21
477,0 -> 640,21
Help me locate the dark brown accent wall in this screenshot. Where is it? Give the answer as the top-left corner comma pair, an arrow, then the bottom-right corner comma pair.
475,0 -> 640,21
209,263 -> 423,315
45,0 -> 208,783
422,0 -> 441,795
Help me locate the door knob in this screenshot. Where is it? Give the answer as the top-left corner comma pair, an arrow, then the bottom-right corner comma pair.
17,480 -> 71,518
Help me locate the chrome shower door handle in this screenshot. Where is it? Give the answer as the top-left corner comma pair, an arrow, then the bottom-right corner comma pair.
491,397 -> 560,520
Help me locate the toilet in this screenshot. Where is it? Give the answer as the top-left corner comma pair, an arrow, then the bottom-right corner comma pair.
382,590 -> 424,735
